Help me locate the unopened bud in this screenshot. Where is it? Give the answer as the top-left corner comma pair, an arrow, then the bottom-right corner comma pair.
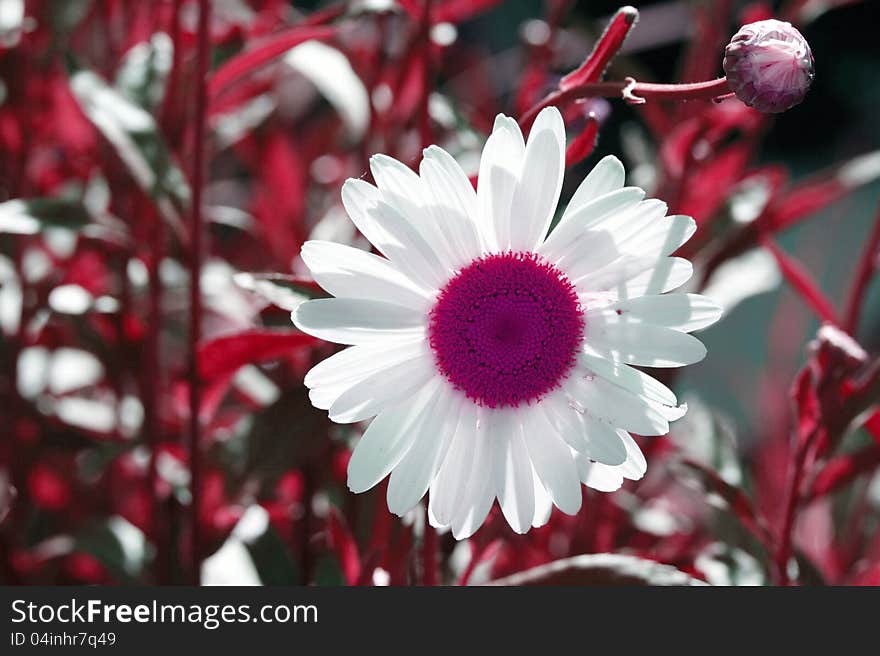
723,19 -> 814,113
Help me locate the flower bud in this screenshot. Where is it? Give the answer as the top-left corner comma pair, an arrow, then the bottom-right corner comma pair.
723,19 -> 814,113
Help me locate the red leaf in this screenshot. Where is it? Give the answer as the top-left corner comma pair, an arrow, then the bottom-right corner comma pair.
565,117 -> 600,168
397,0 -> 504,24
559,7 -> 638,90
761,237 -> 841,325
250,132 -> 308,266
327,508 -> 361,585
676,459 -> 774,551
198,329 -> 316,382
208,25 -> 337,99
792,366 -> 821,447
810,443 -> 880,498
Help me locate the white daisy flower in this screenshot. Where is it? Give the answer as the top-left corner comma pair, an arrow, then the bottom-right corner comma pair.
293,107 -> 722,539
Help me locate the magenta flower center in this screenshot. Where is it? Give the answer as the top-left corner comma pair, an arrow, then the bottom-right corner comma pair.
428,252 -> 584,408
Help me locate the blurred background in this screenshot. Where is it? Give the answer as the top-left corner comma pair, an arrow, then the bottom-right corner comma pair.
0,0 -> 878,585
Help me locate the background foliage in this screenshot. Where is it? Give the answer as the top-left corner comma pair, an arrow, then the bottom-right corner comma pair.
0,0 -> 879,586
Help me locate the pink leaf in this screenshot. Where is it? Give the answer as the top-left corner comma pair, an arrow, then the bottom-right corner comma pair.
761,237 -> 840,325
208,25 -> 337,100
198,329 -> 316,382
564,117 -> 600,168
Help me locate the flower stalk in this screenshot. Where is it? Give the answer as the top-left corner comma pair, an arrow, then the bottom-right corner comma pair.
519,77 -> 731,130
186,0 -> 211,586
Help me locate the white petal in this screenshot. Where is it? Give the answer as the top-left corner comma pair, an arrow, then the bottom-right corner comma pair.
340,179 -> 447,290
550,201 -> 664,282
421,145 -> 478,224
581,415 -> 629,465
293,298 -> 425,345
477,114 -> 525,250
419,155 -> 483,268
450,407 -> 495,539
561,155 -> 625,223
366,199 -> 449,290
574,253 -> 661,292
386,386 -> 458,515
328,353 -> 435,423
304,338 -> 428,409
532,471 -> 554,528
522,410 -> 582,515
560,206 -> 694,281
509,107 -> 565,251
428,398 -> 475,526
309,385 -> 346,410
604,257 -> 694,299
420,145 -> 481,263
491,411 -> 534,534
587,294 -> 723,333
541,393 -> 590,453
619,214 -> 696,258
578,351 -> 677,407
300,240 -> 431,310
539,187 -> 645,262
577,458 -> 624,492
576,254 -> 695,300
369,154 -> 424,217
304,339 -> 425,389
370,154 -> 458,273
346,379 -> 441,493
585,321 -> 707,367
618,431 -> 647,481
569,372 -> 669,436
340,178 -> 394,255
542,391 -> 627,465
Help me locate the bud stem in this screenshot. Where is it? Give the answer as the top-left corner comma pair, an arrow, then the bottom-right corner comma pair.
519,77 -> 731,130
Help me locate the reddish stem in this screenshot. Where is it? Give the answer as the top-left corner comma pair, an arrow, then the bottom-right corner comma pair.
144,205 -> 167,583
187,0 -> 211,586
160,0 -> 184,139
519,77 -> 731,131
843,201 -> 880,334
559,6 -> 638,90
772,362 -> 880,584
418,0 -> 433,150
774,427 -> 822,585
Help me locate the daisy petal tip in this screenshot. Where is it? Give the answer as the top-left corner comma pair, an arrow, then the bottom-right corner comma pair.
557,496 -> 583,517
532,105 -> 565,133
450,525 -> 472,541
492,113 -> 523,138
704,300 -> 725,325
386,503 -> 409,519
663,402 -> 689,423
346,475 -> 372,496
693,340 -> 709,363
593,154 -> 626,178
421,144 -> 446,160
290,307 -> 304,331
598,153 -> 624,167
